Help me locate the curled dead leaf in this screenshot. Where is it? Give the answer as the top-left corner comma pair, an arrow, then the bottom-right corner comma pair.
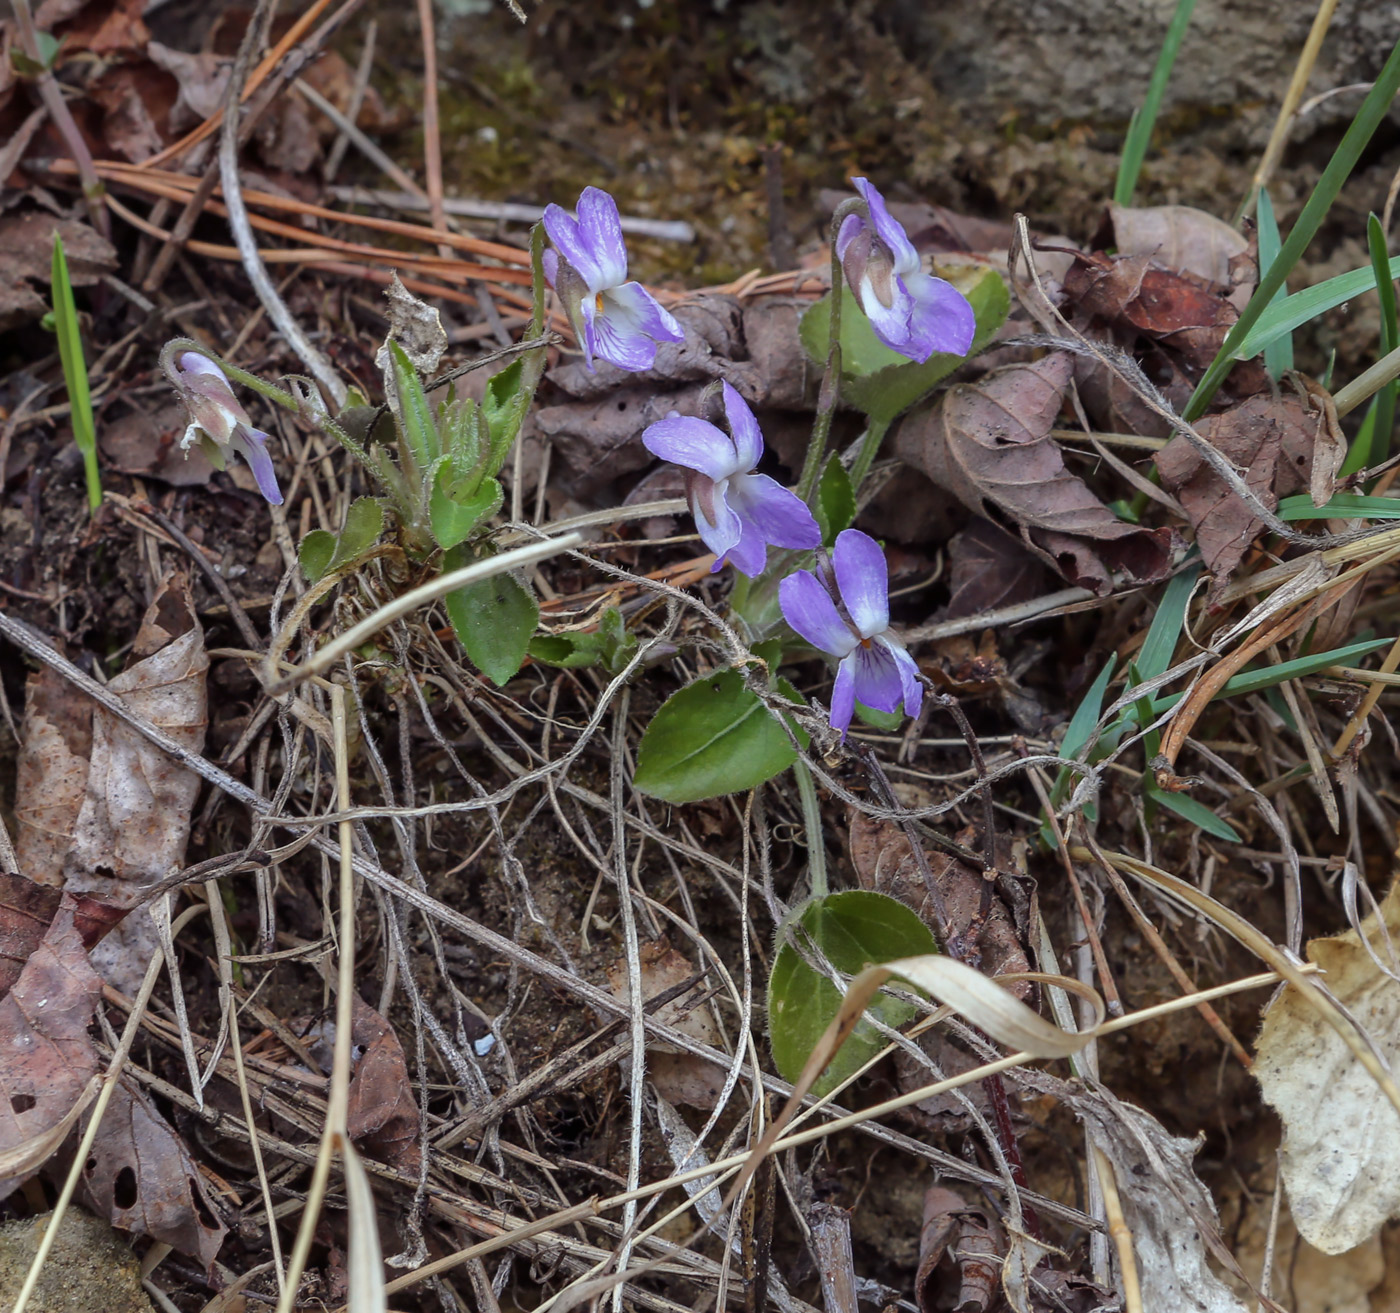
347,995 -> 422,1173
893,352 -> 1173,594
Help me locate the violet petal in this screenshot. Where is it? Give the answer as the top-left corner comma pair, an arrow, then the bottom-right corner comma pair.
606,281 -> 684,345
830,655 -> 857,737
832,529 -> 890,638
851,177 -> 919,276
886,637 -> 923,717
542,203 -> 606,292
858,275 -> 919,359
726,472 -> 820,551
575,186 -> 629,288
228,426 -> 283,505
779,570 -> 857,658
720,515 -> 769,577
835,210 -> 865,263
849,639 -> 905,713
719,380 -> 763,469
642,416 -> 740,481
690,474 -> 743,563
904,270 -> 977,359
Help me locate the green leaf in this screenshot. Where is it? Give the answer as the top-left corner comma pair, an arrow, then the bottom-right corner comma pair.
298,530 -> 337,583
1060,655 -> 1117,764
854,701 -> 903,731
1186,36 -> 1400,418
528,632 -> 604,670
768,890 -> 939,1096
483,359 -> 526,472
1346,212 -> 1399,474
430,470 -> 502,550
1145,785 -> 1242,842
50,234 -> 101,512
444,544 -> 539,686
634,668 -> 809,804
298,497 -> 384,581
799,269 -> 1009,425
1256,189 -> 1294,380
388,339 -> 437,479
1113,0 -> 1198,206
815,454 -> 856,545
1277,492 -> 1400,520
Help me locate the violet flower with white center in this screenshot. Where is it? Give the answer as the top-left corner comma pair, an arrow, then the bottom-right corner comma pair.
779,528 -> 922,737
170,352 -> 283,505
835,177 -> 975,364
543,186 -> 685,372
642,380 -> 819,577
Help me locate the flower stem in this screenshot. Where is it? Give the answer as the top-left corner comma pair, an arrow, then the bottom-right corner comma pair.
847,415 -> 891,494
793,757 -> 827,898
796,237 -> 848,502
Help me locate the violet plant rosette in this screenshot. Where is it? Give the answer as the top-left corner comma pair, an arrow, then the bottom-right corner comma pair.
641,380 -> 820,577
543,186 -> 685,372
779,528 -> 922,737
836,177 -> 976,363
169,351 -> 283,505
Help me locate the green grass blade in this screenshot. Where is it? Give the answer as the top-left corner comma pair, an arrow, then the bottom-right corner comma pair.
1154,637 -> 1391,709
1183,34 -> 1400,422
1113,0 -> 1198,207
1146,786 -> 1242,841
1137,562 -> 1200,680
1237,254 -> 1400,360
1256,188 -> 1293,379
1277,492 -> 1400,520
50,233 -> 101,511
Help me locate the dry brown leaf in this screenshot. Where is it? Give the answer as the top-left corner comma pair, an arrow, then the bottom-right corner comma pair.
63,574 -> 208,993
0,874 -> 62,998
1254,883 -> 1400,1255
346,995 -> 422,1173
36,0 -> 147,55
1105,202 -> 1250,289
915,1185 -> 1001,1313
99,403 -> 218,487
15,660 -> 94,888
0,902 -> 101,1201
939,520 -> 1047,621
893,352 -> 1173,594
79,1077 -> 227,1271
89,63 -> 173,163
605,938 -> 727,1109
1156,391 -> 1318,591
0,212 -> 116,332
145,42 -> 232,133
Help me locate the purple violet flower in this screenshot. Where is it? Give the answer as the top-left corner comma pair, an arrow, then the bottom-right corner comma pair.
779,528 -> 922,737
642,380 -> 820,577
171,352 -> 283,505
543,187 -> 685,372
835,177 -> 976,364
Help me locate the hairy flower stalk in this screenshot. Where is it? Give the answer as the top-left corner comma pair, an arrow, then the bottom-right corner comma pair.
543,187 -> 685,372
837,177 -> 975,363
779,528 -> 922,736
167,352 -> 283,505
642,381 -> 819,577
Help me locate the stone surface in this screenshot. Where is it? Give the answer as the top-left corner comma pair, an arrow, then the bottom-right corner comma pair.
0,1210 -> 154,1313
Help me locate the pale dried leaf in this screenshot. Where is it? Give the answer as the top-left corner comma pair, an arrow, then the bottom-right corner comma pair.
1069,1087 -> 1250,1313
146,42 -> 231,132
1107,203 -> 1249,288
1255,882 -> 1400,1254
375,273 -> 447,377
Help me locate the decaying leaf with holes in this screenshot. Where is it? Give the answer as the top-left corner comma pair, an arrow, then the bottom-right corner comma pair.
1255,882 -> 1400,1255
61,573 -> 208,995
893,352 -> 1173,594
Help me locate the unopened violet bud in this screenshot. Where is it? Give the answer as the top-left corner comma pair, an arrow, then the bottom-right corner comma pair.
835,177 -> 976,365
169,351 -> 283,505
542,186 -> 685,373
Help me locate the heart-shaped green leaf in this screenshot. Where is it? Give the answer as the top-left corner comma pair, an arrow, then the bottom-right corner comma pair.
430,470 -> 502,550
298,497 -> 384,582
768,890 -> 939,1096
815,454 -> 856,545
634,668 -> 809,803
